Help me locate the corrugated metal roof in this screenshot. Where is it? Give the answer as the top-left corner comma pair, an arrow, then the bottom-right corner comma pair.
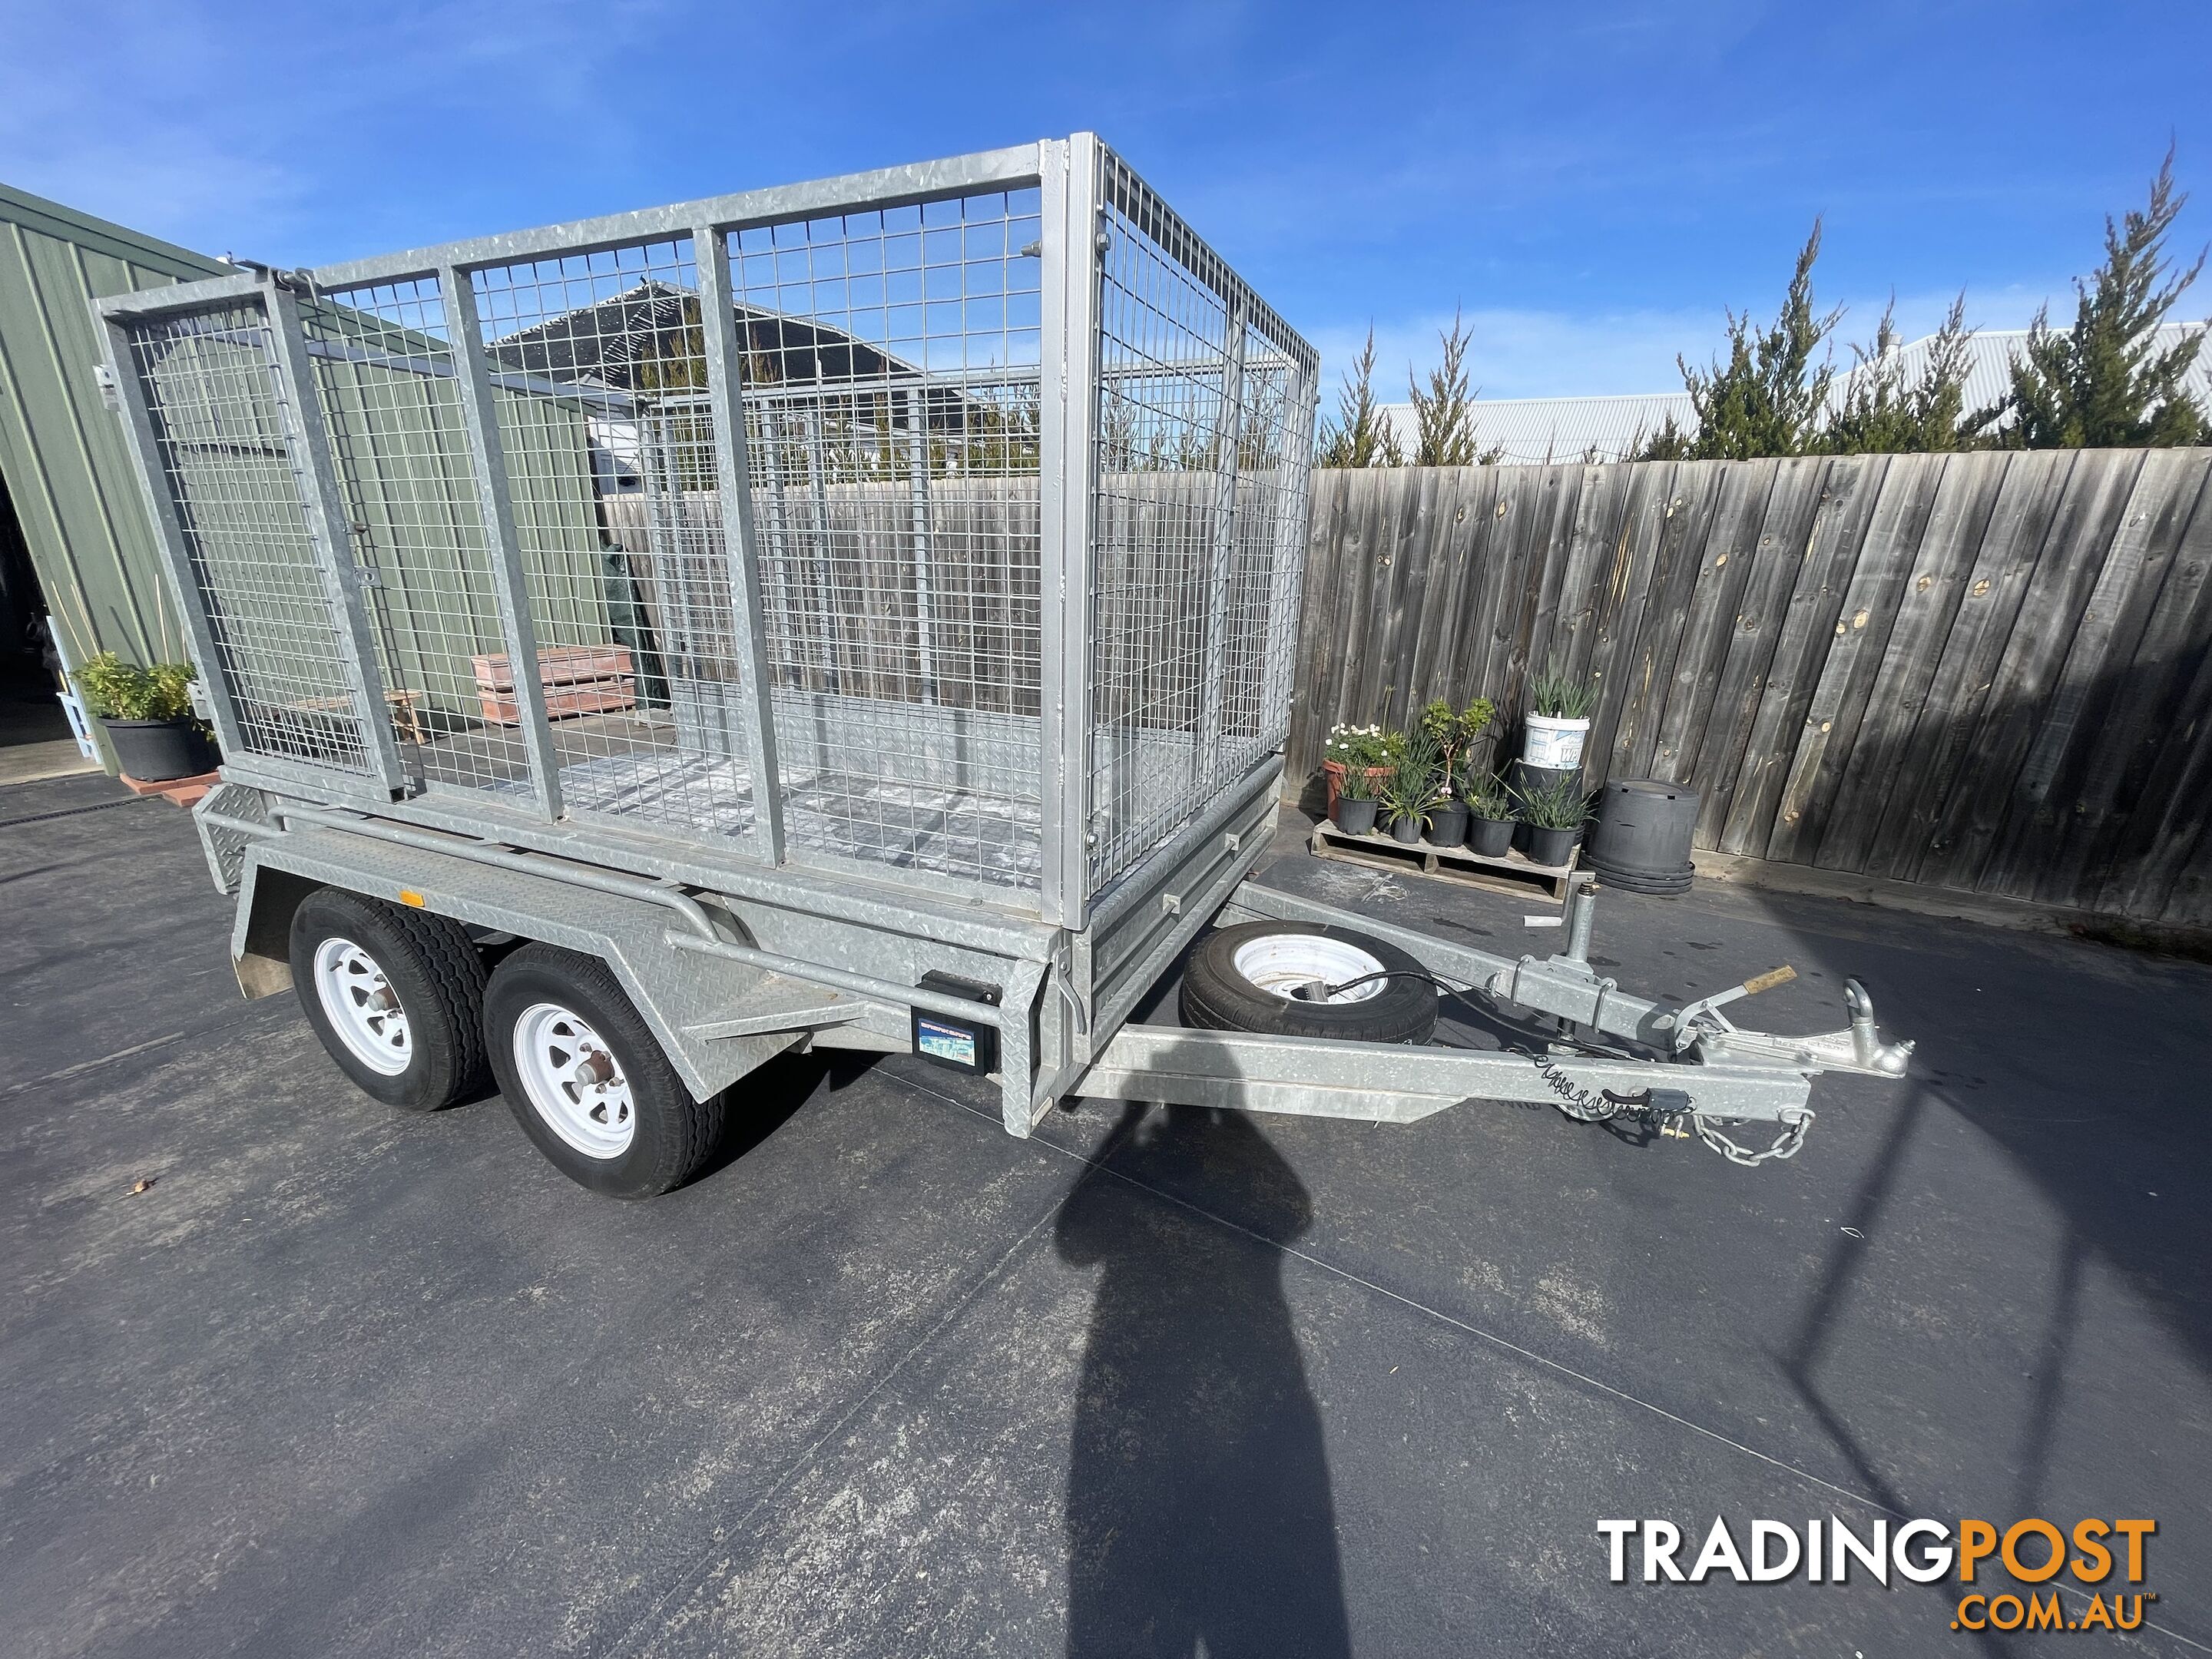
0,181 -> 226,671
1874,323 -> 2212,419
1377,391 -> 1693,465
1372,323 -> 2210,465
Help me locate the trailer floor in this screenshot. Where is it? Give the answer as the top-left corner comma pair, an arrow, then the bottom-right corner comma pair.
4,775 -> 2207,1657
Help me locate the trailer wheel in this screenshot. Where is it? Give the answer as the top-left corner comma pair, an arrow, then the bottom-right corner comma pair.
485,944 -> 724,1200
1181,921 -> 1438,1045
290,888 -> 490,1111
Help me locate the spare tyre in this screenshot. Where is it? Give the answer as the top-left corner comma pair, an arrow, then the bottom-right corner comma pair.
1180,921 -> 1438,1045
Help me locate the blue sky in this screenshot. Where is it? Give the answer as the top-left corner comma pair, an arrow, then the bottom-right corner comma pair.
5,1 -> 2207,402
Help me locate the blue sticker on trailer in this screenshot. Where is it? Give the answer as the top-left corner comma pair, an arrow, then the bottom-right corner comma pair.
916,1018 -> 978,1068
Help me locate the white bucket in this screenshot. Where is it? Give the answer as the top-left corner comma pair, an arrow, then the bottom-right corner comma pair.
1522,714 -> 1591,771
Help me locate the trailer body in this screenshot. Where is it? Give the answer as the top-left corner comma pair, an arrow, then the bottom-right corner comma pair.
98,137 -> 1908,1183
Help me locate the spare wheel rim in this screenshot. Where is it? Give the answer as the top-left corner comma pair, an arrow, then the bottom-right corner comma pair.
1231,934 -> 1390,1004
513,1002 -> 635,1158
313,937 -> 412,1075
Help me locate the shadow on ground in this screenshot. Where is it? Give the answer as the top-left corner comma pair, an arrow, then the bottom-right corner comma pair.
1058,1102 -> 1351,1659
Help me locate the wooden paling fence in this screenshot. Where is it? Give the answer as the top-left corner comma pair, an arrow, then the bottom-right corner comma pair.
1289,451 -> 2212,929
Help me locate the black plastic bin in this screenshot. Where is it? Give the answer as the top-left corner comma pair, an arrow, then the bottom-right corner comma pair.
1583,779 -> 1698,895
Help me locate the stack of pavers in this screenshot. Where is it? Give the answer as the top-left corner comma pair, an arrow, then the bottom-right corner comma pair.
472,646 -> 636,725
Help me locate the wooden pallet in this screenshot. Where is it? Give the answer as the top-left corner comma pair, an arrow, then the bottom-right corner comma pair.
1308,819 -> 1580,900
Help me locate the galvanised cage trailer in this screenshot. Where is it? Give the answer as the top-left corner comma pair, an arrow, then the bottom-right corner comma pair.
94,135 -> 1911,1197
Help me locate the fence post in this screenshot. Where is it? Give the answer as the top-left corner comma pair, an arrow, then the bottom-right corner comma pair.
695,223 -> 787,866
440,263 -> 565,822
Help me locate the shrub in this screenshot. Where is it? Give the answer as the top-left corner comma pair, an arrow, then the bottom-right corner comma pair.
76,652 -> 197,721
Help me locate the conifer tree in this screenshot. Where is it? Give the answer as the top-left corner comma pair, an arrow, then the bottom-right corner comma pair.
1976,148 -> 2207,449
1315,326 -> 1404,466
1823,295 -> 1977,453
1407,310 -> 1499,465
1628,412 -> 1694,461
1680,223 -> 1843,459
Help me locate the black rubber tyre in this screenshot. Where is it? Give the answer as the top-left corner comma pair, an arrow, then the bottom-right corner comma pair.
485,944 -> 724,1200
290,886 -> 490,1111
1179,920 -> 1439,1045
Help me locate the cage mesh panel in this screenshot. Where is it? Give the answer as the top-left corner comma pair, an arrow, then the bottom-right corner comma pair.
1084,160 -> 1316,899
305,278 -> 533,793
465,239 -> 760,843
724,188 -> 1045,891
126,303 -> 372,770
1087,164 -> 1233,894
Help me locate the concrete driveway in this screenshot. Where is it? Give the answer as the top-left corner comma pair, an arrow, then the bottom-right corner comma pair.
4,770 -> 2207,1657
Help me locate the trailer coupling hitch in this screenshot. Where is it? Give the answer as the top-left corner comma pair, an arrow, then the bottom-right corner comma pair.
1691,974 -> 1915,1078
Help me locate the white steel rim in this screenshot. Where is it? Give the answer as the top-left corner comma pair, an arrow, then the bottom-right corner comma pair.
512,1002 -> 635,1159
1233,935 -> 1389,1004
313,936 -> 413,1075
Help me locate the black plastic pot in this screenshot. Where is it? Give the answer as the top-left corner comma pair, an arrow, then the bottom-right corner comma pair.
1509,759 -> 1579,800
1426,800 -> 1469,847
1517,823 -> 1578,869
1466,813 -> 1515,857
101,717 -> 211,782
1388,813 -> 1424,845
1333,796 -> 1379,836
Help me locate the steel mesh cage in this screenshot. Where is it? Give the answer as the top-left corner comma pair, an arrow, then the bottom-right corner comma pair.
100,138 -> 1316,922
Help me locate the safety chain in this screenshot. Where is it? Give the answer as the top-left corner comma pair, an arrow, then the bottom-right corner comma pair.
1532,1056 -> 1816,1164
1693,1107 -> 1816,1166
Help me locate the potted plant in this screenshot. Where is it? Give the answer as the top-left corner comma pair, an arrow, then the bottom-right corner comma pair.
1380,733 -> 1444,845
1510,771 -> 1591,869
1462,773 -> 1515,857
1523,658 -> 1597,773
1379,765 -> 1430,844
1426,789 -> 1470,850
1418,696 -> 1493,847
75,652 -> 213,781
1332,758 -> 1380,836
1320,724 -> 1392,817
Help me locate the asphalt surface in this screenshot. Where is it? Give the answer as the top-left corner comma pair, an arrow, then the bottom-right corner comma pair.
4,769 -> 2207,1657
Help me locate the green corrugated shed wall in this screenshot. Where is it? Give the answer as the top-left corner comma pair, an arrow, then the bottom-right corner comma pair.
0,182 -> 224,672
0,181 -> 611,746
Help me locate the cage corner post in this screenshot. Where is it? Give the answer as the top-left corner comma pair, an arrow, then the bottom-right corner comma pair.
441,262 -> 566,823
694,222 -> 786,866
1038,133 -> 1103,932
260,276 -> 412,799
1197,294 -> 1248,783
